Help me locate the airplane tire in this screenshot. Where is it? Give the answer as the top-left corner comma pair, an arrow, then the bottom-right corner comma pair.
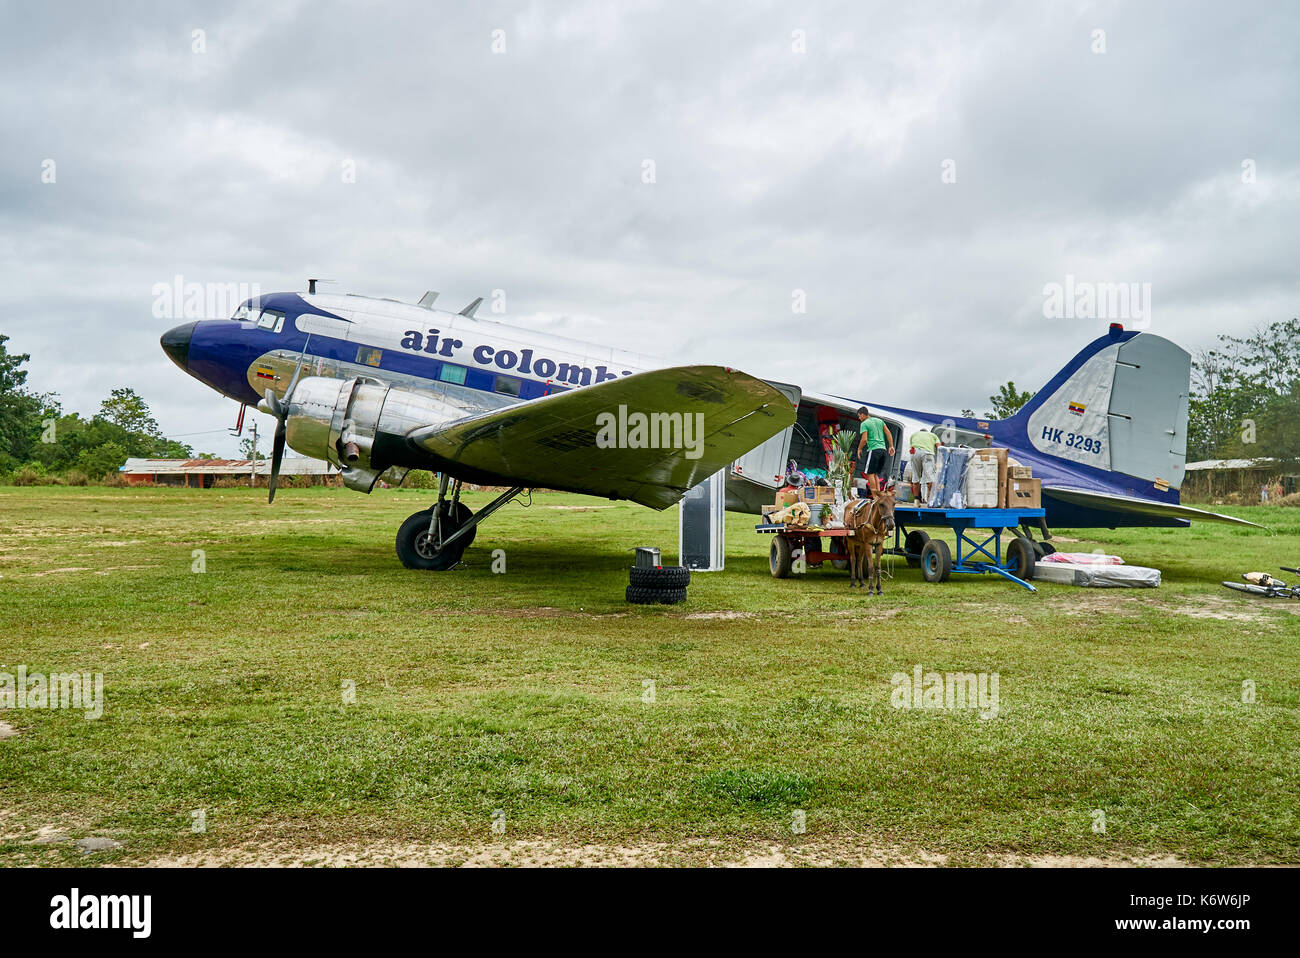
629,566 -> 691,589
626,585 -> 687,605
905,530 -> 930,567
921,539 -> 952,583
396,503 -> 477,570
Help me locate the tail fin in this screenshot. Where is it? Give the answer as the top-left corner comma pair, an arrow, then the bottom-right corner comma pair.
1006,326 -> 1190,491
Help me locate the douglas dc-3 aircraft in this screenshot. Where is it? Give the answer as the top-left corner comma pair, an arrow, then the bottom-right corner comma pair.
159,285 -> 1254,570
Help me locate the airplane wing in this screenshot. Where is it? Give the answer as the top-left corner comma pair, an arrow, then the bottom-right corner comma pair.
405,365 -> 796,509
1043,486 -> 1263,528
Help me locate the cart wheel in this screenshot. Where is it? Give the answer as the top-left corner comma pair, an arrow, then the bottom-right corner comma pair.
1034,540 -> 1056,557
905,530 -> 930,567
1006,537 -> 1037,581
770,537 -> 793,578
829,537 -> 848,570
921,539 -> 952,583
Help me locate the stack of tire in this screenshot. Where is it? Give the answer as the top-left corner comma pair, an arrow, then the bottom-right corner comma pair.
626,564 -> 691,604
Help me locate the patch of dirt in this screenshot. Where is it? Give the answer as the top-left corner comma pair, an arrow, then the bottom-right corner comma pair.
683,611 -> 757,620
26,567 -> 92,576
541,505 -> 615,511
0,720 -> 18,740
137,838 -> 1188,869
1160,594 -> 1298,622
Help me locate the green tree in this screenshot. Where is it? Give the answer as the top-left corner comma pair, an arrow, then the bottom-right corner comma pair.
0,334 -> 57,470
238,436 -> 266,460
1188,318 -> 1300,463
99,387 -> 163,438
77,440 -> 128,479
986,381 -> 1035,420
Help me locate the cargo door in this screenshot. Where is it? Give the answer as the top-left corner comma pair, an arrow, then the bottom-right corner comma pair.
731,380 -> 801,487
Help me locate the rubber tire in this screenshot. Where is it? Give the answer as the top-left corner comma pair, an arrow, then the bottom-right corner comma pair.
770,537 -> 793,578
626,585 -> 687,605
395,503 -> 477,570
904,530 -> 930,568
921,539 -> 952,583
629,566 -> 691,589
1037,541 -> 1056,556
1006,537 -> 1037,582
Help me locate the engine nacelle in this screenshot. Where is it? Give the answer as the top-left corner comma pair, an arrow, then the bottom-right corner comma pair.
282,377 -> 461,492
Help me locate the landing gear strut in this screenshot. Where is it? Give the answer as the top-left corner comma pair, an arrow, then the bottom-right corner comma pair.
394,474 -> 526,570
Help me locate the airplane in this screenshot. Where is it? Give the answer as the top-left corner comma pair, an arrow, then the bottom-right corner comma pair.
159,284 -> 1256,570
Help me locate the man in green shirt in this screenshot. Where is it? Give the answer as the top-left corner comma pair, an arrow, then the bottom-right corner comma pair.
855,406 -> 895,497
908,428 -> 940,505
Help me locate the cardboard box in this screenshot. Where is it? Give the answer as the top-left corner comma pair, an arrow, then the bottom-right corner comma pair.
1009,465 -> 1033,479
973,447 -> 1009,507
800,484 -> 836,504
1007,477 -> 1041,509
775,488 -> 800,508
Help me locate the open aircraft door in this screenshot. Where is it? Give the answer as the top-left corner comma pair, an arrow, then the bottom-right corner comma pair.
731,381 -> 802,488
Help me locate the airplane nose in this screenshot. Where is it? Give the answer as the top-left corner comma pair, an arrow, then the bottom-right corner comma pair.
160,321 -> 196,370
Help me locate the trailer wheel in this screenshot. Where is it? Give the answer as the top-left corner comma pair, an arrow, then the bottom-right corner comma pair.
769,537 -> 793,578
626,585 -> 687,605
629,566 -> 691,589
1033,540 -> 1056,558
920,539 -> 952,583
1006,537 -> 1037,581
904,530 -> 930,567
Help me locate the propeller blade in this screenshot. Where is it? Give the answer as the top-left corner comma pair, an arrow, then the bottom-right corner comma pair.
268,419 -> 286,503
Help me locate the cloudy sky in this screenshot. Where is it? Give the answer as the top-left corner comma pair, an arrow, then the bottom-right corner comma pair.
2,0 -> 1297,456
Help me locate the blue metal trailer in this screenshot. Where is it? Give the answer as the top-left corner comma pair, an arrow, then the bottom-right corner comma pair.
756,505 -> 1049,591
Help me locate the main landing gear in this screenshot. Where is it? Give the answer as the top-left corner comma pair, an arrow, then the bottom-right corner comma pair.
395,473 -> 525,570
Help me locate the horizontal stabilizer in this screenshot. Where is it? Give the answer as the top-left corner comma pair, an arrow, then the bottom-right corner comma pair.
1044,486 -> 1262,528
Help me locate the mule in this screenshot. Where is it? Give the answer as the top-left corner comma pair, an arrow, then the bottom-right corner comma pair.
843,488 -> 897,593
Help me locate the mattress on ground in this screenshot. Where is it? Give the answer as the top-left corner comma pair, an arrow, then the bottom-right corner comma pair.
1032,562 -> 1161,588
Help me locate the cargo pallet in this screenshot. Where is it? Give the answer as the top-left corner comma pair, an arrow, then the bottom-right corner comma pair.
756,505 -> 1049,591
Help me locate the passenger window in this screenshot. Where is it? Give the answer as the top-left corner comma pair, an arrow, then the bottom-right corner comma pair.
439,364 -> 467,385
356,346 -> 383,367
494,376 -> 521,397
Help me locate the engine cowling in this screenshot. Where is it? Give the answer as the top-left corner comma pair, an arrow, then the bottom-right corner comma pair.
281,376 -> 461,492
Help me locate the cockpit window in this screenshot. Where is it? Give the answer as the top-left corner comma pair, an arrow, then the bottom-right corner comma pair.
256,309 -> 286,332
232,304 -> 252,321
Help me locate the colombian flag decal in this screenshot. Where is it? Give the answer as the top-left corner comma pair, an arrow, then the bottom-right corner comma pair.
255,365 -> 275,380
1068,400 -> 1086,416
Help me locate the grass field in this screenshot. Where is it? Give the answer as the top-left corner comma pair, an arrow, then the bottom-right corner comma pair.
1,485 -> 1297,866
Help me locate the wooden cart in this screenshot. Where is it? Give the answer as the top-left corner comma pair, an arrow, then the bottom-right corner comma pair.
756,505 -> 1049,591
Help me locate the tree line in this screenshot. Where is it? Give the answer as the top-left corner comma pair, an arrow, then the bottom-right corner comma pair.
0,334 -> 195,482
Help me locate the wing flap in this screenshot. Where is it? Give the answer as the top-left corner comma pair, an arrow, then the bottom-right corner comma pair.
406,365 -> 796,508
1044,486 -> 1262,528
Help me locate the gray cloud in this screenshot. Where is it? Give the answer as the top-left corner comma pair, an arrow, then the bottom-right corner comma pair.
2,0 -> 1297,454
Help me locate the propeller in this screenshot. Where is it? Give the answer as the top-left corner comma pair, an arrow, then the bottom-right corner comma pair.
264,353 -> 308,504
